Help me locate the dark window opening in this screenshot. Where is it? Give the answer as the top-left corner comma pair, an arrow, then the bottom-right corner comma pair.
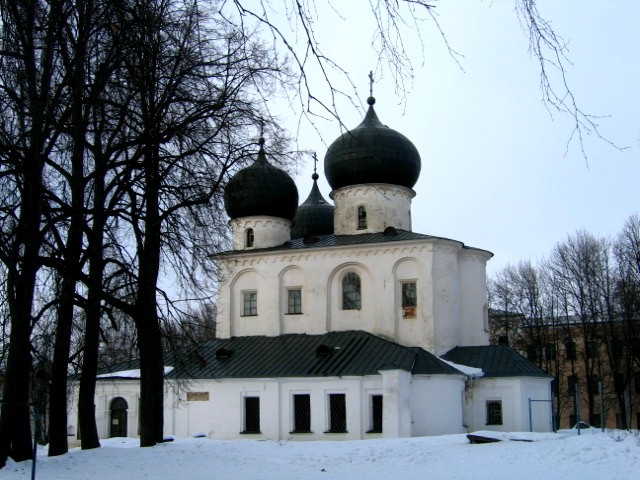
634,372 -> 640,394
327,393 -> 347,433
242,291 -> 257,316
565,341 -> 577,361
586,340 -> 599,359
498,336 -> 509,345
342,272 -> 361,310
242,397 -> 260,433
587,374 -> 599,395
527,345 -> 538,363
545,343 -> 557,361
246,228 -> 254,248
368,395 -> 383,433
357,206 -> 367,230
486,400 -> 502,425
292,394 -> 311,433
288,289 -> 302,314
568,375 -> 577,396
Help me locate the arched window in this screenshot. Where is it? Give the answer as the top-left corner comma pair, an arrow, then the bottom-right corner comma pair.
357,206 -> 367,229
342,271 -> 361,310
246,228 -> 254,248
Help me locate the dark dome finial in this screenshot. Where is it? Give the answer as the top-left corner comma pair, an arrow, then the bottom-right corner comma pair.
312,151 -> 319,180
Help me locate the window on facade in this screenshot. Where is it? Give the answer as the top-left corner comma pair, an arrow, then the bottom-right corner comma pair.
342,272 -> 361,310
567,375 -> 577,396
634,372 -> 640,394
242,291 -> 257,316
287,289 -> 302,314
587,374 -> 599,395
612,338 -> 624,359
614,374 -> 625,394
246,228 -> 254,248
368,395 -> 383,433
401,281 -> 417,319
327,393 -> 347,433
565,341 -> 577,361
590,413 -> 602,428
357,206 -> 367,229
586,340 -> 599,359
545,343 -> 557,361
243,396 -> 260,433
552,379 -> 559,397
486,400 -> 503,425
526,345 -> 538,363
498,336 -> 509,345
292,394 -> 311,433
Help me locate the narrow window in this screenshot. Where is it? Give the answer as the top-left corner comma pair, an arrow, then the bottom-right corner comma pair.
243,396 -> 260,433
634,372 -> 640,394
246,228 -> 254,248
568,375 -> 577,396
526,345 -> 538,363
368,395 -> 383,433
401,281 -> 417,318
545,343 -> 557,361
292,394 -> 311,433
287,289 -> 302,314
357,206 -> 367,229
327,393 -> 347,433
242,291 -> 257,316
565,341 -> 576,361
586,340 -> 599,359
342,272 -> 361,310
486,400 -> 502,425
587,374 -> 599,395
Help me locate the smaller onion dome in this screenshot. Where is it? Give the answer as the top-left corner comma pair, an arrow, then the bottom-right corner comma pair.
224,139 -> 298,220
324,97 -> 421,191
291,171 -> 334,239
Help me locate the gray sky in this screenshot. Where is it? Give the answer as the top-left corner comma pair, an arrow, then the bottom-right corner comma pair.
273,0 -> 639,276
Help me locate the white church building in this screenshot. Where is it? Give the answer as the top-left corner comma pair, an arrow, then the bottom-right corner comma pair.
70,96 -> 553,441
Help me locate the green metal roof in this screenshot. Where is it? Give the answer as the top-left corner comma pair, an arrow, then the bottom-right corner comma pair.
442,345 -> 552,378
97,331 -> 463,380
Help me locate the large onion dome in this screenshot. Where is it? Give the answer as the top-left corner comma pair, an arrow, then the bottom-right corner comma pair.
291,172 -> 334,238
324,97 -> 421,191
224,138 -> 298,220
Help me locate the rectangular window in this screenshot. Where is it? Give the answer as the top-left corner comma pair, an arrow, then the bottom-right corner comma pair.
292,394 -> 311,433
401,282 -> 417,318
368,395 -> 383,433
634,372 -> 640,394
327,393 -> 347,433
568,375 -> 577,396
242,291 -> 257,316
586,340 -> 599,359
588,374 -> 599,395
486,400 -> 503,425
243,396 -> 260,433
545,343 -> 557,361
287,289 -> 302,314
527,345 -> 538,363
565,341 -> 576,361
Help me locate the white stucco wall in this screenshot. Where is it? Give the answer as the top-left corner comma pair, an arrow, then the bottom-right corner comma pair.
464,376 -> 553,433
330,184 -> 415,235
229,216 -> 292,250
411,375 -> 466,436
215,237 -> 491,355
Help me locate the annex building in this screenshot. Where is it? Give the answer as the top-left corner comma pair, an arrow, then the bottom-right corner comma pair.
70,96 -> 553,441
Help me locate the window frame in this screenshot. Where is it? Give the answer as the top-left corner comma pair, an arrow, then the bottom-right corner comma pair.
245,228 -> 254,248
291,393 -> 312,433
485,400 -> 503,426
357,205 -> 367,230
242,290 -> 258,317
287,288 -> 302,315
325,393 -> 347,433
342,271 -> 361,310
367,394 -> 383,434
241,396 -> 261,434
401,281 -> 417,319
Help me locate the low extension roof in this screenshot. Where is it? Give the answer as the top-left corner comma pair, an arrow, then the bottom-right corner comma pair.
96,331 -> 463,380
442,345 -> 552,378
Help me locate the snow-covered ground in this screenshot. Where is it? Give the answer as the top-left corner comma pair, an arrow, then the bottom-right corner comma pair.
3,429 -> 639,480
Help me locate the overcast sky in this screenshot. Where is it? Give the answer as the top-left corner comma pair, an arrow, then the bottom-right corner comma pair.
270,0 -> 639,277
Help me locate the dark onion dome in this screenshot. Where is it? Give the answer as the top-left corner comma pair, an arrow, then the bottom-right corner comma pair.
224,139 -> 299,220
291,172 -> 335,239
324,97 -> 421,191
